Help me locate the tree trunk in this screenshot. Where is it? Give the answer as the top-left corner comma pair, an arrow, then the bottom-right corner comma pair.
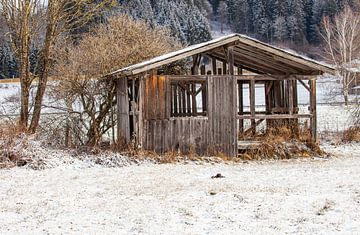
19,80 -> 30,128
18,0 -> 32,130
29,20 -> 55,133
344,92 -> 349,106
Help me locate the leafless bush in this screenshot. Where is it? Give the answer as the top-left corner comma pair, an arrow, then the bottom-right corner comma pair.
48,15 -> 180,148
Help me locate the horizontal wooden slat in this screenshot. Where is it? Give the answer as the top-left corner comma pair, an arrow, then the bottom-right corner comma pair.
238,114 -> 312,120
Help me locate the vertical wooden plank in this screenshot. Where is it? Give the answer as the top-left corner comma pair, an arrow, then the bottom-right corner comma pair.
207,75 -> 214,148
117,78 -> 130,145
138,77 -> 145,147
157,75 -> 166,119
231,75 -> 237,157
149,74 -> 157,119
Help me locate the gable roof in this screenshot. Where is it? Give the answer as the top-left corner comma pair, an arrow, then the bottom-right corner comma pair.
107,34 -> 335,77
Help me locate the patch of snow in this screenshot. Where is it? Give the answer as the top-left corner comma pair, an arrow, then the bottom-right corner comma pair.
0,146 -> 360,234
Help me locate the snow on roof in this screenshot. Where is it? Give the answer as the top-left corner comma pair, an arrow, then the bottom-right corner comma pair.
107,34 -> 335,77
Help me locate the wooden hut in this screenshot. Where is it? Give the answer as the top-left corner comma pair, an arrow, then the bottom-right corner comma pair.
107,34 -> 335,157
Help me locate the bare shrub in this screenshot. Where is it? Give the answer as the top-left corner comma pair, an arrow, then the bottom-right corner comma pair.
49,15 -> 181,147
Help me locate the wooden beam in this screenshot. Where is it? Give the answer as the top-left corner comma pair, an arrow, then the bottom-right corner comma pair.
238,114 -> 312,120
237,75 -> 317,81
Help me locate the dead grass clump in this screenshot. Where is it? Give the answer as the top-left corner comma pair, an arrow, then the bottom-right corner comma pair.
0,123 -> 29,168
239,125 -> 322,160
342,126 -> 360,143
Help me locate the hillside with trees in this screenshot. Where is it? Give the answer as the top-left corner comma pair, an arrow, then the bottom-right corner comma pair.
212,0 -> 356,46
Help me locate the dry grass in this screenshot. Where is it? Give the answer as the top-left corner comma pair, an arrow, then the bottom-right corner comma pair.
239,125 -> 324,160
342,126 -> 360,143
0,123 -> 28,168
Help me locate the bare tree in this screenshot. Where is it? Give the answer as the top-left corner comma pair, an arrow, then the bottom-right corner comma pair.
0,0 -> 116,132
322,6 -> 360,105
51,15 -> 180,146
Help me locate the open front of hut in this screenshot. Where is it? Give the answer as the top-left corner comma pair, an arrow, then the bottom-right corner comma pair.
107,34 -> 335,157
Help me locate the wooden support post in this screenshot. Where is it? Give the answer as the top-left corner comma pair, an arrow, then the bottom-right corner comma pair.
309,79 -> 317,143
250,79 -> 256,135
238,81 -> 244,134
238,66 -> 244,135
288,80 -> 294,115
192,55 -> 200,75
227,46 -> 234,75
117,78 -> 130,146
212,57 -> 217,75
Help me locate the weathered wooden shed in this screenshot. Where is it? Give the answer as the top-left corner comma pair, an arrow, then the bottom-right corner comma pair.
108,34 -> 335,157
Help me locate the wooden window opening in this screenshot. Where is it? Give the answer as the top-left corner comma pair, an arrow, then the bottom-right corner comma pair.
170,80 -> 207,117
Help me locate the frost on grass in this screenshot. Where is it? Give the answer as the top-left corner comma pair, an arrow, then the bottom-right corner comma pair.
0,135 -> 134,170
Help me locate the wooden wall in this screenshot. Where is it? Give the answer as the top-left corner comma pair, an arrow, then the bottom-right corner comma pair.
141,75 -> 237,157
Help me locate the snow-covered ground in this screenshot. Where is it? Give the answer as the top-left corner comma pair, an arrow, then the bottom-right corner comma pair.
0,144 -> 359,234
0,81 -> 359,234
